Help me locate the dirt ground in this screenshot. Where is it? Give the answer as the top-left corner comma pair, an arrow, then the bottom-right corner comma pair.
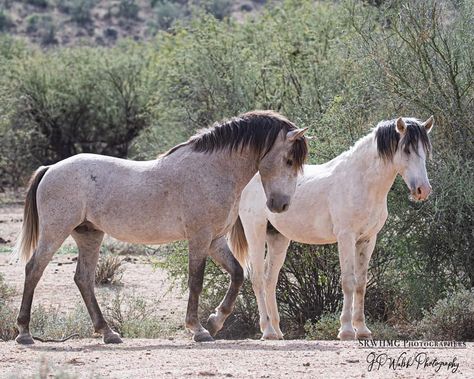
1,194 -> 473,378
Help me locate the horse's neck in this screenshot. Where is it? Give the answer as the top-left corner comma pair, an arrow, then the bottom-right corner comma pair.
178,146 -> 259,193
217,149 -> 260,192
339,133 -> 398,201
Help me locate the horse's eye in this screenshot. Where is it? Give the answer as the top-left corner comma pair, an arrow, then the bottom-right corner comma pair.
286,159 -> 293,166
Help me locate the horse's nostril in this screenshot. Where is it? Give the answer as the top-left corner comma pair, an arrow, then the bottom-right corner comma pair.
417,187 -> 422,195
282,203 -> 288,212
270,198 -> 274,208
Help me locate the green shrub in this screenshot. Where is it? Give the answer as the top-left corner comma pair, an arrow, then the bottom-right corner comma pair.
25,13 -> 57,45
56,0 -> 96,25
418,288 -> 474,341
30,303 -> 93,339
118,0 -> 140,20
103,292 -> 180,338
0,9 -> 13,32
277,243 -> 342,333
5,44 -> 152,171
0,273 -> 17,341
149,1 -> 187,31
25,0 -> 50,8
304,313 -> 339,340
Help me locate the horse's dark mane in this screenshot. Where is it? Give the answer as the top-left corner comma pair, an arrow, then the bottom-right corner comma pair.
375,118 -> 431,161
163,110 -> 308,170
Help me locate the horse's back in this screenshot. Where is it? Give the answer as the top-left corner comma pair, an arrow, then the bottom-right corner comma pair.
34,153 -> 187,243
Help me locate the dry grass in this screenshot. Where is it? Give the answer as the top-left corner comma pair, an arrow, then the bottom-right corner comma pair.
95,253 -> 125,285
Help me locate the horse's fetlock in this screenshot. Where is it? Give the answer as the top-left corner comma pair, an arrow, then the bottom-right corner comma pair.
17,315 -> 30,327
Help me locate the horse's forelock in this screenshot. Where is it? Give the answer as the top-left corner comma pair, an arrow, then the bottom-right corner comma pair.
375,119 -> 431,162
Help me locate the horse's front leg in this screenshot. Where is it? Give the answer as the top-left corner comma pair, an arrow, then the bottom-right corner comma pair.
186,235 -> 214,342
206,236 -> 244,337
353,235 -> 377,339
336,232 -> 357,340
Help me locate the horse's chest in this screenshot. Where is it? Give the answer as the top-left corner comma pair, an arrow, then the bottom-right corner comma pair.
358,206 -> 388,238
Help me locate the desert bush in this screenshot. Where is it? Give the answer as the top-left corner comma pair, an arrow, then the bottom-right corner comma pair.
30,303 -> 93,339
25,14 -> 57,45
304,313 -> 400,341
56,0 -> 96,25
118,0 -> 140,20
148,1 -> 187,31
103,292 -> 180,338
0,9 -> 13,32
0,272 -> 15,303
418,288 -> 474,341
304,313 -> 339,340
0,273 -> 17,341
95,252 -> 125,285
2,43 -> 152,175
277,243 -> 342,334
25,0 -> 50,8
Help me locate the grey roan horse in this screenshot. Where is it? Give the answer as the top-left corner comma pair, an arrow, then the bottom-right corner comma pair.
14,110 -> 308,344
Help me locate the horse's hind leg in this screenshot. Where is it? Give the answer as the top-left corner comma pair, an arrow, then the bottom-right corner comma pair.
264,230 -> 290,340
206,236 -> 244,337
185,233 -> 214,342
71,226 -> 122,344
16,234 -> 69,344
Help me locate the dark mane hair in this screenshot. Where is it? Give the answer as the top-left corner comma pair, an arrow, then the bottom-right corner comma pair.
163,110 -> 308,170
375,118 -> 431,161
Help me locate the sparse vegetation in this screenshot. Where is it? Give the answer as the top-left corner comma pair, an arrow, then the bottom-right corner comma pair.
0,273 -> 17,341
304,313 -> 340,340
103,292 -> 180,338
95,252 -> 125,285
30,304 -> 93,340
418,289 -> 474,341
0,0 -> 472,341
0,9 -> 13,32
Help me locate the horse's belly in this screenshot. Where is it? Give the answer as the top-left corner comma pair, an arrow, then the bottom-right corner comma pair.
268,211 -> 336,245
88,209 -> 186,245
106,228 -> 184,245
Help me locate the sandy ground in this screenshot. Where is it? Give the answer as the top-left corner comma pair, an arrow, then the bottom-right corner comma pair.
1,339 -> 473,378
1,194 -> 473,378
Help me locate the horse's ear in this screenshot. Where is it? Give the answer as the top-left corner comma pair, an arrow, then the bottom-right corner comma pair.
286,127 -> 308,142
395,117 -> 406,135
422,115 -> 434,133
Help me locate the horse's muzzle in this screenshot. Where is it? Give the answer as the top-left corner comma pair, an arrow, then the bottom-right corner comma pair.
411,183 -> 432,201
267,194 -> 291,213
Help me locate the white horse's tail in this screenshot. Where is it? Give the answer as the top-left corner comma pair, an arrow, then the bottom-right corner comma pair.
228,216 -> 249,272
12,166 -> 49,263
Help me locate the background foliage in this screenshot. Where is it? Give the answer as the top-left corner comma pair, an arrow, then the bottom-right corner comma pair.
0,0 -> 472,338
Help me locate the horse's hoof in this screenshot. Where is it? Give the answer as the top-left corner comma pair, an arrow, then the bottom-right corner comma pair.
104,332 -> 123,344
194,331 -> 214,342
16,333 -> 34,345
356,331 -> 373,340
206,314 -> 223,337
338,329 -> 356,341
261,332 -> 279,340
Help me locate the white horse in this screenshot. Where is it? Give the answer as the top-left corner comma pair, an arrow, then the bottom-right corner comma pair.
230,116 -> 434,340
